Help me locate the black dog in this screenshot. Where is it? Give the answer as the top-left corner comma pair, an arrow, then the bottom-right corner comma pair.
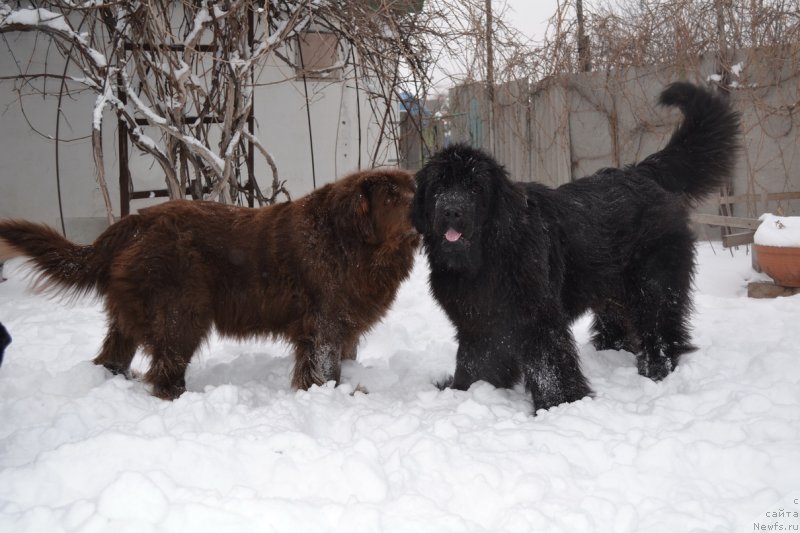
0,322 -> 10,367
412,82 -> 739,413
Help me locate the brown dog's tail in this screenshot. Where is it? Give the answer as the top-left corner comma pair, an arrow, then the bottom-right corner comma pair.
0,217 -> 140,299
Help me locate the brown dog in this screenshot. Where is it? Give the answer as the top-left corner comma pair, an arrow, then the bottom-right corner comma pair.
0,169 -> 419,399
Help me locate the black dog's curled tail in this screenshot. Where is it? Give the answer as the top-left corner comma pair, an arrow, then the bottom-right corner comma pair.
637,81 -> 740,205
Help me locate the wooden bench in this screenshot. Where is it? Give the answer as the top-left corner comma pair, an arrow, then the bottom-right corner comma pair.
693,191 -> 800,247
692,191 -> 800,298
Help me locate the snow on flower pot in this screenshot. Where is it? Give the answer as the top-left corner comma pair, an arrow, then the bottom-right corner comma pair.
753,214 -> 800,288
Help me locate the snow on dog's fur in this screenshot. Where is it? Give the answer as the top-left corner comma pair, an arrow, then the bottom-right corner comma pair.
413,82 -> 740,413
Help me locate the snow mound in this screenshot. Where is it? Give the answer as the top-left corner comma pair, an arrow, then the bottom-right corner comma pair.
754,213 -> 800,247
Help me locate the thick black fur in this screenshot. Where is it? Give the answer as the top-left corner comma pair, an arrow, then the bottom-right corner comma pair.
412,82 -> 740,413
0,322 -> 10,367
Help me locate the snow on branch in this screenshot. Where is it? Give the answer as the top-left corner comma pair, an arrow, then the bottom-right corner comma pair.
2,0 -> 440,209
120,66 -> 224,177
0,3 -> 107,70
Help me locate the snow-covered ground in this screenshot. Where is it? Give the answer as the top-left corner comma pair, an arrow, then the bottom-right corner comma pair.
0,242 -> 798,533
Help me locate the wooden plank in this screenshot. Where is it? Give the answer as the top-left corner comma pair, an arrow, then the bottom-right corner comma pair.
702,191 -> 800,207
762,191 -> 800,201
134,116 -> 222,127
124,43 -> 217,52
690,213 -> 762,230
748,281 -> 800,299
130,184 -> 211,201
722,231 -> 755,247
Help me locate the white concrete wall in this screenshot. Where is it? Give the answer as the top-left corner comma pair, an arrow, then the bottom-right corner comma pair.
0,33 -> 398,243
0,31 -> 116,242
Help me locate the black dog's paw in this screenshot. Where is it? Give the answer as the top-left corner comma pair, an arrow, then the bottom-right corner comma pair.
591,336 -> 639,354
434,375 -> 454,390
531,382 -> 593,415
637,353 -> 675,382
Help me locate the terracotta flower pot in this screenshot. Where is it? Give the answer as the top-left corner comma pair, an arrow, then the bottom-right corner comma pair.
754,244 -> 800,288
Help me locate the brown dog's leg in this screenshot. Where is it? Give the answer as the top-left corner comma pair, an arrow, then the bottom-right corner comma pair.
291,341 -> 317,390
291,337 -> 343,390
341,336 -> 359,361
93,320 -> 138,378
145,350 -> 192,400
142,312 -> 209,400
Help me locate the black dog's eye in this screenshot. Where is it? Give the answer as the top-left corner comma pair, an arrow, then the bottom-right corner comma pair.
468,183 -> 485,200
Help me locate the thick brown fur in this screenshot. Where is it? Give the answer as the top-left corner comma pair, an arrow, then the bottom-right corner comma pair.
0,169 -> 419,399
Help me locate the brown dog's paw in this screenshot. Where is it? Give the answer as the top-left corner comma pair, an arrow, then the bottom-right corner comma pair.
151,382 -> 186,401
291,361 -> 320,391
351,384 -> 369,395
292,363 -> 326,390
341,347 -> 358,361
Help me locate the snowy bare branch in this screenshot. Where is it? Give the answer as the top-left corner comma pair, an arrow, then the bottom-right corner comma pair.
1,0 -> 432,211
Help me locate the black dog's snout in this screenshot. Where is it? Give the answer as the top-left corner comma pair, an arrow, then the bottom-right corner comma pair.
435,191 -> 470,228
442,205 -> 462,221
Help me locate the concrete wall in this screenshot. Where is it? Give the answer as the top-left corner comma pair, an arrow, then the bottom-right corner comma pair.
411,47 -> 800,221
0,31 -> 114,242
0,33 -> 398,243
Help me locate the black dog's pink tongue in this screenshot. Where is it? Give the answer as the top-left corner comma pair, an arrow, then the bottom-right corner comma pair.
445,229 -> 462,242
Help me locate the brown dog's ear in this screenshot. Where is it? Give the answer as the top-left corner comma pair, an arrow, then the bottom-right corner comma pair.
334,176 -> 378,244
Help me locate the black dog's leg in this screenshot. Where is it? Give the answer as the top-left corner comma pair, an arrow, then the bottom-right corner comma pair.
635,299 -> 695,381
630,238 -> 696,381
590,304 -> 639,353
449,336 -> 523,391
523,320 -> 592,412
449,358 -> 477,391
448,345 -> 488,391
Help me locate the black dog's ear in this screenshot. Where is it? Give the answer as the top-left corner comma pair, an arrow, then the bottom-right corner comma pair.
411,169 -> 430,234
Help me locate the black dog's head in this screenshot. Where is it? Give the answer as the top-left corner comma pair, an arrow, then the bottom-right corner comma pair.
412,144 -> 521,274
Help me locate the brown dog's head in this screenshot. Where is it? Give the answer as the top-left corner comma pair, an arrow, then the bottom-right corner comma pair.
331,169 -> 419,246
